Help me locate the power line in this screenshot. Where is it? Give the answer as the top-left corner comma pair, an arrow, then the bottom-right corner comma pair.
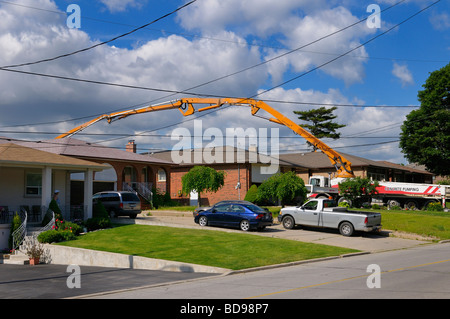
1,0 -> 445,66
0,0 -> 436,146
0,135 -> 401,153
57,1 -> 445,146
253,0 -> 442,100
0,97 -> 420,129
0,0 -> 416,133
0,129 -> 400,139
0,0 -> 197,69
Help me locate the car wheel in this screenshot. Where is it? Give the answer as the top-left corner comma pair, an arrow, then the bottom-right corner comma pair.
129,214 -> 137,219
109,210 -> 116,218
240,219 -> 250,231
282,216 -> 295,229
339,222 -> 354,237
198,216 -> 208,227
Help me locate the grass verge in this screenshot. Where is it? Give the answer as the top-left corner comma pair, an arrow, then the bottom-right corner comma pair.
56,224 -> 357,270
379,210 -> 450,240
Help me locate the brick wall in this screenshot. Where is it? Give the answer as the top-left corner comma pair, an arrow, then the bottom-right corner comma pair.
170,164 -> 251,206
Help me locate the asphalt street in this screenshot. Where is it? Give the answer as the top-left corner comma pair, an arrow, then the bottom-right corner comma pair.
0,264 -> 216,299
86,242 -> 450,299
0,214 -> 442,300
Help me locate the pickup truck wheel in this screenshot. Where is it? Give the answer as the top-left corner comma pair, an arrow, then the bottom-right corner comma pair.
282,216 -> 295,229
198,216 -> 208,227
339,222 -> 354,237
240,219 -> 250,231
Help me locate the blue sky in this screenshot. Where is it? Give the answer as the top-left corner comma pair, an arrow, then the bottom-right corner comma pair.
0,0 -> 448,164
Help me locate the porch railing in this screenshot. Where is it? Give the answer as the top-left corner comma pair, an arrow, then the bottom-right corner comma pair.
11,209 -> 27,253
123,182 -> 153,203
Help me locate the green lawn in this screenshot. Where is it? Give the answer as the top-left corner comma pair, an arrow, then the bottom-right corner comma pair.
379,210 -> 450,240
57,224 -> 357,270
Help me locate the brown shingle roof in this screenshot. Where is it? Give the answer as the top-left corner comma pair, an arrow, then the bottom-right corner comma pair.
1,138 -> 173,166
278,151 -> 383,169
0,143 -> 107,170
279,151 -> 434,175
149,146 -> 296,167
377,161 -> 433,175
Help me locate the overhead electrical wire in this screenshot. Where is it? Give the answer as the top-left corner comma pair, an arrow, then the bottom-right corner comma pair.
0,0 -> 420,135
0,135 -> 401,154
92,0 -> 441,146
0,0 -> 441,152
0,0 -> 445,65
0,0 -> 198,69
0,0 -> 422,135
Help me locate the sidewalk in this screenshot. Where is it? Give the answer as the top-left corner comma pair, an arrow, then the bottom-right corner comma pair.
116,211 -> 431,253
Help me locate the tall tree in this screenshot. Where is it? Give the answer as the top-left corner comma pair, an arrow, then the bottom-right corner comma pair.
256,171 -> 307,207
181,166 -> 225,207
400,62 -> 450,176
294,106 -> 346,151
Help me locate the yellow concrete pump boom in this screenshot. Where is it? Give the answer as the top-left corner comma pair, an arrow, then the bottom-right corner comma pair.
56,98 -> 355,178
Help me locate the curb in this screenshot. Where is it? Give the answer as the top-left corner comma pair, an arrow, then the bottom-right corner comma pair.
66,252 -> 371,299
227,251 -> 371,275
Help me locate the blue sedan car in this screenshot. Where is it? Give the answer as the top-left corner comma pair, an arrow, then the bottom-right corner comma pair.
194,201 -> 273,231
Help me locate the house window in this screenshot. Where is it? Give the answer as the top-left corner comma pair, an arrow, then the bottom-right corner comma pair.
368,172 -> 385,181
157,169 -> 166,182
26,172 -> 42,196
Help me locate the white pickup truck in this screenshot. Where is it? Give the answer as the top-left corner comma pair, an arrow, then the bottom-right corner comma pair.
278,199 -> 382,236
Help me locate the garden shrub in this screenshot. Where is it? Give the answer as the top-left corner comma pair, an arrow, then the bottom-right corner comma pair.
93,200 -> 109,219
8,213 -> 22,250
84,217 -> 111,232
38,229 -> 76,243
37,218 -> 82,244
48,199 -> 63,220
244,185 -> 258,203
426,202 -> 444,212
151,187 -> 176,209
54,219 -> 83,235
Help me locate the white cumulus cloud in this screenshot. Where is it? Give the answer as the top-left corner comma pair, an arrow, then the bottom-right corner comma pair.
392,62 -> 414,87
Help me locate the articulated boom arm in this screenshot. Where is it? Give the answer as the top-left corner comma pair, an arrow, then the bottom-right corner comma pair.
56,97 -> 354,178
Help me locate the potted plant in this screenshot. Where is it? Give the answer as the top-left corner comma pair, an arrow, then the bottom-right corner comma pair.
23,237 -> 45,265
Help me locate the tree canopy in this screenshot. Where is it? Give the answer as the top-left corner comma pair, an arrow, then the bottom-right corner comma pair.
338,177 -> 379,208
294,106 -> 346,151
181,166 -> 225,206
256,171 -> 307,207
400,62 -> 450,176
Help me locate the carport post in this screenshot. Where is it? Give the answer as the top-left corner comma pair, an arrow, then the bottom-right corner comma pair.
83,169 -> 94,220
41,167 -> 52,210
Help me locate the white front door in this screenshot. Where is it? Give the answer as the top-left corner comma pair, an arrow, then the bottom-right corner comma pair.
190,191 -> 198,206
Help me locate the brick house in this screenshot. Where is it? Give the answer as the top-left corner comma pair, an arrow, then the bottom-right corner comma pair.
149,146 -> 290,206
151,147 -> 435,206
278,152 -> 434,184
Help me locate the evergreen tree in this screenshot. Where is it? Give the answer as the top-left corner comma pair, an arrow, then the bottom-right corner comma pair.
294,106 -> 346,151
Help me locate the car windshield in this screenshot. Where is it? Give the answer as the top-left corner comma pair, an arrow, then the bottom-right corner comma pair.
121,193 -> 139,201
242,204 -> 265,212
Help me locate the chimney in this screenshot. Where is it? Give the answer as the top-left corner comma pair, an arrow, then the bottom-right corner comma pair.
126,140 -> 136,153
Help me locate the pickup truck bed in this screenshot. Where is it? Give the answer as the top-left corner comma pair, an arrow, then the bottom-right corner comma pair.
278,199 -> 382,236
